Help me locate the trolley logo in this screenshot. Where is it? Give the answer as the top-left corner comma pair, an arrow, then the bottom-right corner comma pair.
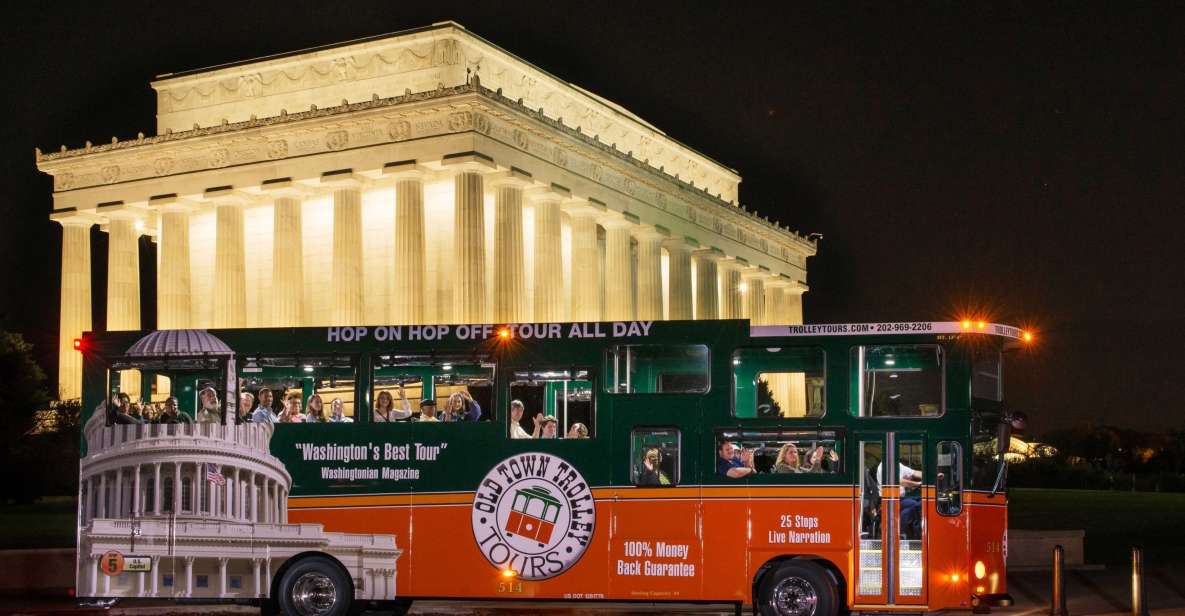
471,453 -> 595,580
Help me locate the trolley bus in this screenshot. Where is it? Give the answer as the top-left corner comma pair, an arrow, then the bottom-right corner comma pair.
74,319 -> 1029,616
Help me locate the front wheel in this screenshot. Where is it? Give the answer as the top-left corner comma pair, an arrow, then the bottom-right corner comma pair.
756,560 -> 838,616
277,556 -> 353,616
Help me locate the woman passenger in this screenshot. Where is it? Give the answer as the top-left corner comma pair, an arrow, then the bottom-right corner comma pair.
278,394 -> 305,423
773,442 -> 804,473
566,423 -> 589,439
443,391 -> 481,421
638,448 -> 671,486
373,387 -> 413,422
305,394 -> 327,423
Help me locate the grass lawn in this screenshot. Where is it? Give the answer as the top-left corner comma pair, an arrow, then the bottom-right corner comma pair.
0,496 -> 76,550
1010,488 -> 1185,565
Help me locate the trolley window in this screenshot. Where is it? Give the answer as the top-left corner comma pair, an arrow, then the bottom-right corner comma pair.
630,428 -> 681,486
716,429 -> 841,479
240,355 -> 356,423
852,345 -> 944,417
373,353 -> 494,422
604,344 -> 709,394
508,368 -> 594,439
732,347 -> 825,418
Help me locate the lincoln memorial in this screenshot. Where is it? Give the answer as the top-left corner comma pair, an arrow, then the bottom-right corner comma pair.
36,21 -> 816,401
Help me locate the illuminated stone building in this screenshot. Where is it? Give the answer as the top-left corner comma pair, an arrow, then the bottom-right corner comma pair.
36,22 -> 816,401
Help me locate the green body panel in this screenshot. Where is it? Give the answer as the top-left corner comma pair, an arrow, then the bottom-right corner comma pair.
78,320 -> 1006,496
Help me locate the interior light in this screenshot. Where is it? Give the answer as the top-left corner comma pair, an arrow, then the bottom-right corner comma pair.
732,358 -> 741,365
889,394 -> 901,400
884,358 -> 896,366
442,364 -> 453,371
974,560 -> 986,579
889,373 -> 899,379
303,366 -> 314,373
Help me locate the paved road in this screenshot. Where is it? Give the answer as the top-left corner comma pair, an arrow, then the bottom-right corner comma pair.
3,567 -> 1184,615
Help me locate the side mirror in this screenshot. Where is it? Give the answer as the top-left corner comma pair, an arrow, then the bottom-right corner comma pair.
995,421 -> 1012,456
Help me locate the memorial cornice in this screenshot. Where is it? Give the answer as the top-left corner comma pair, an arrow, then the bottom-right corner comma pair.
37,81 -> 814,270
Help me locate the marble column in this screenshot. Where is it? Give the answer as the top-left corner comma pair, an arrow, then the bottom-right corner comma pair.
152,462 -> 161,514
387,165 -> 427,324
786,282 -> 807,324
113,469 -> 123,518
663,238 -> 694,320
742,268 -> 769,325
208,189 -> 247,328
633,226 -> 667,321
132,464 -> 141,516
491,170 -> 530,323
264,181 -> 307,327
253,559 -> 262,598
106,208 -> 144,399
154,197 -> 194,334
218,557 -> 229,597
54,213 -> 93,400
601,216 -> 635,321
764,279 -> 788,325
450,166 -> 489,324
528,186 -> 567,322
563,201 -> 605,321
173,462 -> 182,513
98,472 -> 108,518
327,175 -> 365,325
718,259 -> 744,319
184,556 -> 194,597
692,248 -> 722,320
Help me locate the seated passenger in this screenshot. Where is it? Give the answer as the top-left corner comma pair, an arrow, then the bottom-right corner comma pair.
196,387 -> 222,424
251,388 -> 276,424
716,440 -> 755,478
443,391 -> 481,421
538,415 -> 559,439
567,423 -> 589,439
278,394 -> 305,423
127,400 -> 146,423
329,398 -> 353,423
109,393 -> 141,425
373,387 -> 413,422
637,447 -> 671,486
508,400 -> 532,439
806,445 -> 840,473
305,394 -> 327,423
156,396 -> 191,424
237,391 -> 255,424
877,459 -> 923,539
772,442 -> 804,473
417,399 -> 439,422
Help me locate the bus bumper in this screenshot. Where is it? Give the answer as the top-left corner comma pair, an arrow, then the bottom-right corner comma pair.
971,592 -> 1014,608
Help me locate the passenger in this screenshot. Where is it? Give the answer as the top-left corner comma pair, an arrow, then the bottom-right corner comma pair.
716,440 -> 755,478
878,459 -> 923,539
417,399 -> 440,422
443,391 -> 482,421
157,397 -> 186,424
278,393 -> 304,423
127,400 -> 146,423
329,398 -> 353,423
566,422 -> 589,439
806,445 -> 840,473
772,443 -> 804,473
374,387 -> 413,422
508,400 -> 532,439
539,416 -> 559,439
237,391 -> 255,424
196,387 -> 221,424
110,393 -> 140,424
637,447 -> 671,486
305,394 -> 327,423
251,388 -> 276,424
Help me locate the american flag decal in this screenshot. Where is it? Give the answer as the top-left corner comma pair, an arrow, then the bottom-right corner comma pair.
206,463 -> 226,486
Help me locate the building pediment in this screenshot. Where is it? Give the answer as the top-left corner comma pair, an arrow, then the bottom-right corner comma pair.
148,22 -> 740,204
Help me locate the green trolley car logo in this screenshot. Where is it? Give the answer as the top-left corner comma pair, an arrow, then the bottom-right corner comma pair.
471,452 -> 595,580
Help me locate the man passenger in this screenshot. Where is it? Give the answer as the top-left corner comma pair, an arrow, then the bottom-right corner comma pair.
717,440 -> 755,478
251,388 -> 276,424
508,400 -> 532,438
237,391 -> 255,424
196,387 -> 221,424
418,399 -> 440,422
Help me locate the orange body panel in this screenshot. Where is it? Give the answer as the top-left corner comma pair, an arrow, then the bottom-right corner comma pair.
287,485 -> 1004,610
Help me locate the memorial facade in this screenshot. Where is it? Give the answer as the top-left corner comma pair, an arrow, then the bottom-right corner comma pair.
37,22 -> 815,400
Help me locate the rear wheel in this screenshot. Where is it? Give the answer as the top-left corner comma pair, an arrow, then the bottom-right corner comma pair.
757,560 -> 838,616
277,556 -> 352,616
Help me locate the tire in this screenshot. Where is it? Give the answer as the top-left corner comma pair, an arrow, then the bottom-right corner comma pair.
756,560 -> 838,616
276,556 -> 353,616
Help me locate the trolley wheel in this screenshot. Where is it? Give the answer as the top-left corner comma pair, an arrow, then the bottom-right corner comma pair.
756,560 -> 838,616
276,556 -> 353,616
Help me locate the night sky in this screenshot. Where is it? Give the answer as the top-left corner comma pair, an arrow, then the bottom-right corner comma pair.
2,2 -> 1182,435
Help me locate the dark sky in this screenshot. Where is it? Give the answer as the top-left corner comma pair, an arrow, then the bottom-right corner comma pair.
2,2 -> 1183,435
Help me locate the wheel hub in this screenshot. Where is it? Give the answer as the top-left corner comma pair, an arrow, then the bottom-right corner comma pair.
290,571 -> 338,616
770,575 -> 819,616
